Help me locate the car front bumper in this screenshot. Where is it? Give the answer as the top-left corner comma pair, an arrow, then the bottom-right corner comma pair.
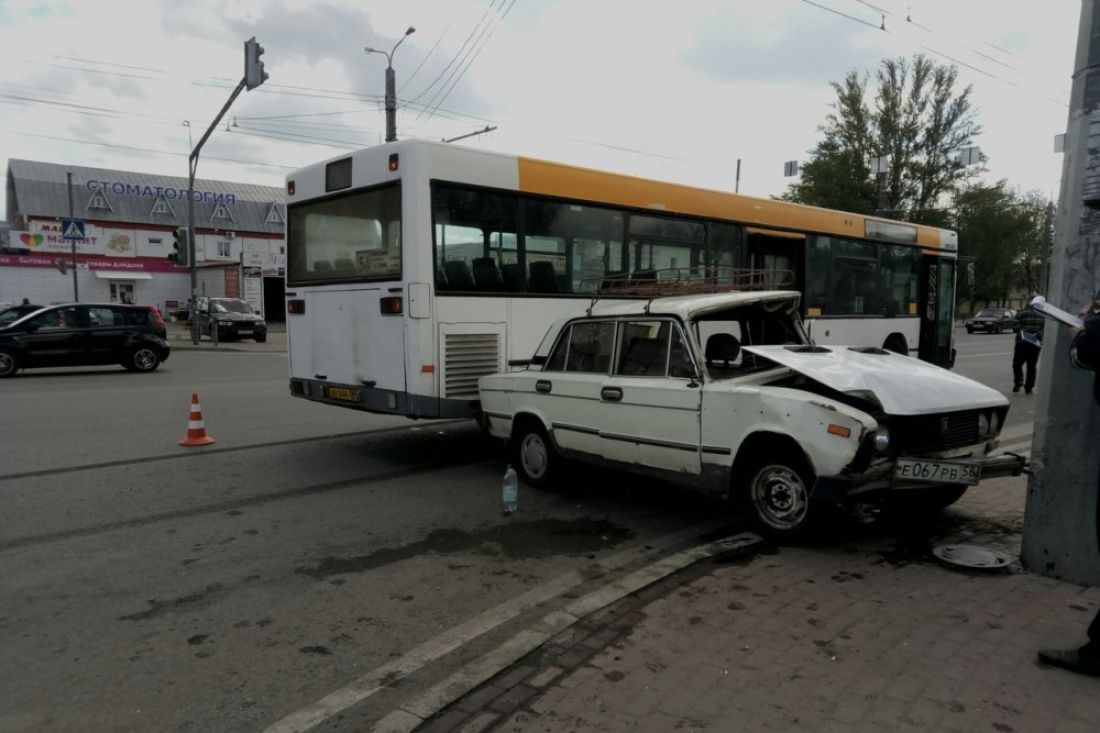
812,451 -> 1027,503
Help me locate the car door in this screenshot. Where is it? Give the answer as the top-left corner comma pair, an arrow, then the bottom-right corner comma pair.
19,306 -> 84,367
533,320 -> 618,462
85,306 -> 130,364
599,319 -> 702,474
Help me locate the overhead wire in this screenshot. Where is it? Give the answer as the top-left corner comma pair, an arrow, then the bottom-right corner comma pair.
404,0 -> 502,109
399,20 -> 453,93
419,0 -> 518,124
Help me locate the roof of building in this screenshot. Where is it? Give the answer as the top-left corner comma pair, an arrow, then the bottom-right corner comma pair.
6,159 -> 286,235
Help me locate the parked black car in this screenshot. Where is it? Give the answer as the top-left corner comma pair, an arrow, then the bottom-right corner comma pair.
195,297 -> 267,342
0,303 -> 44,327
0,303 -> 170,377
965,308 -> 1017,334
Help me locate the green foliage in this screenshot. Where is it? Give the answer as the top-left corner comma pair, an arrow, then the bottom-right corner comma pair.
955,183 -> 1051,303
783,54 -> 980,222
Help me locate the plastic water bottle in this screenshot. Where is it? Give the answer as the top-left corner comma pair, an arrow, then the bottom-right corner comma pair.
502,465 -> 518,515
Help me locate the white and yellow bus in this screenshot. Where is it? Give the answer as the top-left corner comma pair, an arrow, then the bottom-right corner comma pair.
285,139 -> 958,419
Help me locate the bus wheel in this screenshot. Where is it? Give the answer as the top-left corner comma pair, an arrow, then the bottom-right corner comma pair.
883,335 -> 908,356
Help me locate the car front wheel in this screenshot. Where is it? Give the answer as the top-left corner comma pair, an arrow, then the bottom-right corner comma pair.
0,348 -> 19,378
255,335 -> 267,343
125,346 -> 161,372
966,326 -> 974,334
510,421 -> 557,488
744,455 -> 820,541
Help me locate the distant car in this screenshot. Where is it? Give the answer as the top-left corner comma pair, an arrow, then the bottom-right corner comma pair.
0,303 -> 170,377
966,308 -> 1016,334
195,297 -> 267,342
479,291 -> 1026,540
0,303 -> 44,327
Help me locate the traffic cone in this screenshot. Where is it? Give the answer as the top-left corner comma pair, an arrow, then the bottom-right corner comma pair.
180,392 -> 216,447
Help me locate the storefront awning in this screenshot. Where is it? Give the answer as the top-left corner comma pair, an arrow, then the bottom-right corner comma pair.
93,271 -> 154,280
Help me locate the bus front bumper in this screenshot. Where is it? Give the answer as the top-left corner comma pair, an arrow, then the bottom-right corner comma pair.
289,378 -> 478,419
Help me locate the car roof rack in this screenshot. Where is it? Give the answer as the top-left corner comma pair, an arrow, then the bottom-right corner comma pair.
583,266 -> 794,316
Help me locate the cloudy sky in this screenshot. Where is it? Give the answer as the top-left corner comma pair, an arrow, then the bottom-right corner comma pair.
0,0 -> 1078,219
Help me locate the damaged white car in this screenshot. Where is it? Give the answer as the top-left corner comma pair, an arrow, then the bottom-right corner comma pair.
478,291 -> 1025,539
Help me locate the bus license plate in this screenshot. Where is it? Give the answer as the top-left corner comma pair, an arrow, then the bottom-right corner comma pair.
325,387 -> 360,402
895,458 -> 981,485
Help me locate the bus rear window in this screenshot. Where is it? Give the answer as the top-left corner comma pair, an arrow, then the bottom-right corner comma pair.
287,183 -> 401,285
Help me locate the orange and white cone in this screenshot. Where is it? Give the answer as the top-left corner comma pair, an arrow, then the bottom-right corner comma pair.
179,392 -> 216,447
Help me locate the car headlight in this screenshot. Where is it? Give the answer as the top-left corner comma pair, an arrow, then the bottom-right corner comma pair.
978,411 -> 991,437
872,426 -> 890,453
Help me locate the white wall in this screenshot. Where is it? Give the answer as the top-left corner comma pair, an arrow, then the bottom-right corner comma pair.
0,266 -> 190,311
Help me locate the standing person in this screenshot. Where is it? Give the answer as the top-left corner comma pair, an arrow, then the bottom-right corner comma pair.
1037,297 -> 1100,676
1013,298 -> 1045,394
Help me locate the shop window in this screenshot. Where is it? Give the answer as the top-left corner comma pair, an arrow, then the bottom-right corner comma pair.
217,241 -> 231,258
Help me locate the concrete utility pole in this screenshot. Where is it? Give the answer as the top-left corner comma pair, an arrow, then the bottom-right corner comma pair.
1022,0 -> 1100,585
66,172 -> 78,301
365,26 -> 415,143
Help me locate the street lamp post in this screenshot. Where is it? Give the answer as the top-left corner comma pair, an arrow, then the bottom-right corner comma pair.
365,26 -> 415,143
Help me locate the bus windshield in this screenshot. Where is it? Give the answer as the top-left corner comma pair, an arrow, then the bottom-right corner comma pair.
287,183 -> 402,285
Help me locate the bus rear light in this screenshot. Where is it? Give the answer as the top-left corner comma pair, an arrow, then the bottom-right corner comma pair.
380,296 -> 403,315
287,299 -> 306,314
287,180 -> 295,195
421,364 -> 435,373
388,153 -> 399,172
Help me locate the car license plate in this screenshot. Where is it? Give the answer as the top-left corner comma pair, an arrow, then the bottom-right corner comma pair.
238,329 -> 253,336
894,458 -> 981,485
325,386 -> 360,402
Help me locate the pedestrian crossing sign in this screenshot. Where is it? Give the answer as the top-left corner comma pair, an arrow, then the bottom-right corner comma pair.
60,218 -> 85,241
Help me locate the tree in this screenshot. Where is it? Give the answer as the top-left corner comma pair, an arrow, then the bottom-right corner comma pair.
784,54 -> 981,223
954,182 -> 1050,306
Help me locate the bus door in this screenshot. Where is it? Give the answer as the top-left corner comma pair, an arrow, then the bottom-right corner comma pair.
917,255 -> 956,367
746,228 -> 804,291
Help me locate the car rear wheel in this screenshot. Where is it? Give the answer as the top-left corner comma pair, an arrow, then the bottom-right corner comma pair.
0,348 -> 19,378
125,346 -> 161,372
510,421 -> 557,489
744,454 -> 821,541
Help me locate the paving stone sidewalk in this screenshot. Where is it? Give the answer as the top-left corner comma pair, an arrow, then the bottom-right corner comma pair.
425,475 -> 1100,733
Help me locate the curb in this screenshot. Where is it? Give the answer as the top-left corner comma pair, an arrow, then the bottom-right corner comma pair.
371,532 -> 762,733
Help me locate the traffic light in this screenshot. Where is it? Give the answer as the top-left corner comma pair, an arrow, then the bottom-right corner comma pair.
245,37 -> 268,91
169,227 -> 189,266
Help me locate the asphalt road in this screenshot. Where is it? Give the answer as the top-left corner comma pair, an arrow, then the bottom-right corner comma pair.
0,327 -> 1034,732
0,352 -> 738,732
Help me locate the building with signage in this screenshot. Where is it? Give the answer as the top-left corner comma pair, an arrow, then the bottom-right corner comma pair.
2,160 -> 286,317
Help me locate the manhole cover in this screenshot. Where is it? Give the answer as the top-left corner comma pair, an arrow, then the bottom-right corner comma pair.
932,544 -> 1013,571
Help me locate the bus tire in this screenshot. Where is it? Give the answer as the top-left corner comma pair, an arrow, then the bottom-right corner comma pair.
510,418 -> 557,489
883,334 -> 908,356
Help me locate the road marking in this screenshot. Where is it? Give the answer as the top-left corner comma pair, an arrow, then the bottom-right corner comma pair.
263,524 -> 753,733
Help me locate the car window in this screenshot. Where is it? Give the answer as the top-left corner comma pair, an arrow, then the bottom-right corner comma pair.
546,321 -> 616,374
87,307 -> 123,326
544,325 -> 570,371
212,299 -> 253,314
122,308 -> 153,327
615,321 -> 670,377
668,325 -> 696,379
28,307 -> 79,330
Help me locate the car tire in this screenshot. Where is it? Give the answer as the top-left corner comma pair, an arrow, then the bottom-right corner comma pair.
255,335 -> 266,343
966,327 -> 973,334
742,452 -> 822,542
510,420 -> 557,489
0,348 -> 19,378
124,345 -> 161,373
994,325 -> 1002,335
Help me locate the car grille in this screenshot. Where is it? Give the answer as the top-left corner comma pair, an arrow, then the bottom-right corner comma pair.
889,410 -> 981,453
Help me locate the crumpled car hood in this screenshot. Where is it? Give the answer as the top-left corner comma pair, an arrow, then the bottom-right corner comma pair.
742,345 -> 1008,416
